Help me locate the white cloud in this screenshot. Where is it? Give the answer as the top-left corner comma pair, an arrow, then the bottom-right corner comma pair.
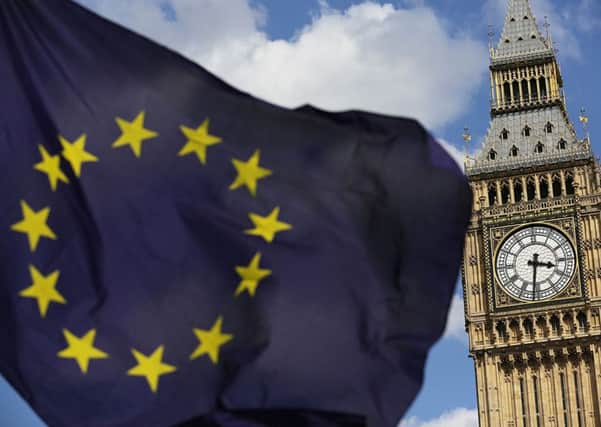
443,294 -> 468,344
77,0 -> 487,131
399,408 -> 478,427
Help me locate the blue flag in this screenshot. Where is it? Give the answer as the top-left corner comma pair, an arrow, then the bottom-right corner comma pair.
0,1 -> 471,426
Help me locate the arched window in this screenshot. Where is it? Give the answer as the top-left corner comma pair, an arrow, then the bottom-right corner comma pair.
530,79 -> 538,100
488,183 -> 497,206
535,142 -> 544,153
560,373 -> 569,427
539,77 -> 548,99
519,378 -> 528,427
503,82 -> 511,103
558,139 -> 567,149
517,37 -> 524,41
536,316 -> 548,337
524,16 -> 530,20
531,34 -> 537,39
539,175 -> 549,199
550,315 -> 561,335
500,129 -> 509,140
577,312 -> 587,331
523,318 -> 534,337
510,145 -> 519,157
552,174 -> 562,197
496,321 -> 508,342
510,17 -> 516,22
513,179 -> 523,202
523,125 -> 531,136
509,319 -> 520,340
489,149 -> 497,160
504,39 -> 511,44
533,376 -> 543,425
512,81 -> 520,103
521,80 -> 530,102
527,177 -> 536,201
501,181 -> 511,205
545,122 -> 554,133
566,172 -> 575,195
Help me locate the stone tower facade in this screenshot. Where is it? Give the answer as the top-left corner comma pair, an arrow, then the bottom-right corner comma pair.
461,1 -> 601,426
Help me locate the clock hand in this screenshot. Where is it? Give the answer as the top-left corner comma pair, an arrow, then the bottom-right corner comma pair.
528,253 -> 540,301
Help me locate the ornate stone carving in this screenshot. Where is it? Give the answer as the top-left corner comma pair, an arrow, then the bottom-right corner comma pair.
582,239 -> 593,250
469,255 -> 478,265
498,291 -> 509,305
566,281 -> 580,296
471,283 -> 481,295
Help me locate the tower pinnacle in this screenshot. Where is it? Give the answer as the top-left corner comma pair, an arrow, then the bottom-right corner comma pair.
465,0 -> 591,177
493,0 -> 552,61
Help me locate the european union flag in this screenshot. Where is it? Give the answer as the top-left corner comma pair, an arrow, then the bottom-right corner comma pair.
0,1 -> 471,426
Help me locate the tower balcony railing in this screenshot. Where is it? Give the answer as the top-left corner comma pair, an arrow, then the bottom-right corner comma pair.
490,90 -> 565,111
480,196 -> 576,218
490,48 -> 554,66
465,146 -> 592,176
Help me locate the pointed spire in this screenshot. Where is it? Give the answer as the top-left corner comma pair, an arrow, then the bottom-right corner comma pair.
493,0 -> 552,60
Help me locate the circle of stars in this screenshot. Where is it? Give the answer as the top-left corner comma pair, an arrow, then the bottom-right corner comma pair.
10,110 -> 292,393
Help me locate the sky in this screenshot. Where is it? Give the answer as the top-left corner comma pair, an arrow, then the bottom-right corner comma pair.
1,0 -> 600,426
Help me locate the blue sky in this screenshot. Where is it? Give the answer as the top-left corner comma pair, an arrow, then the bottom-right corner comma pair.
1,0 -> 599,426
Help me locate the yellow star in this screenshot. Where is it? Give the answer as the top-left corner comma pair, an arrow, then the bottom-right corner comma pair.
235,253 -> 271,297
19,265 -> 66,318
190,316 -> 233,364
127,345 -> 176,393
112,111 -> 158,157
178,119 -> 222,164
245,207 -> 292,243
60,134 -> 98,177
11,200 -> 57,252
57,329 -> 108,374
33,145 -> 69,191
229,150 -> 272,196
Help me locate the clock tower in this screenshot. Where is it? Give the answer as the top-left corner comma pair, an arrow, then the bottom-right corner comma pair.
462,0 -> 601,426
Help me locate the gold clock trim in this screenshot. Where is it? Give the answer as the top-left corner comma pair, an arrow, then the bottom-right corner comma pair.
492,221 -> 579,304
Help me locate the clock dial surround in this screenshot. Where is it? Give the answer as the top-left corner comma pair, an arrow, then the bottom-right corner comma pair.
494,224 -> 576,302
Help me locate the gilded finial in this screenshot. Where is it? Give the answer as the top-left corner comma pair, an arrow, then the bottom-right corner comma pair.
579,108 -> 589,125
463,127 -> 472,159
579,108 -> 590,139
487,25 -> 495,52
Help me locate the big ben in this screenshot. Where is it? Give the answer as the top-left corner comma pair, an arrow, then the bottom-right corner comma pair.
462,0 -> 601,426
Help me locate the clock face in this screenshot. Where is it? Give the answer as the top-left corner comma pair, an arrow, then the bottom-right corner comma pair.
495,224 -> 576,302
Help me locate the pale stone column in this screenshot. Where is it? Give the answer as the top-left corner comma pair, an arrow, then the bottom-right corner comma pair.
489,71 -> 494,103
509,178 -> 515,203
541,368 -> 556,425
534,174 -> 541,200
496,181 -> 502,206
551,364 -> 565,426
580,359 -> 595,426
521,176 -> 528,201
560,170 -> 567,196
547,173 -> 553,198
591,344 -> 601,419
